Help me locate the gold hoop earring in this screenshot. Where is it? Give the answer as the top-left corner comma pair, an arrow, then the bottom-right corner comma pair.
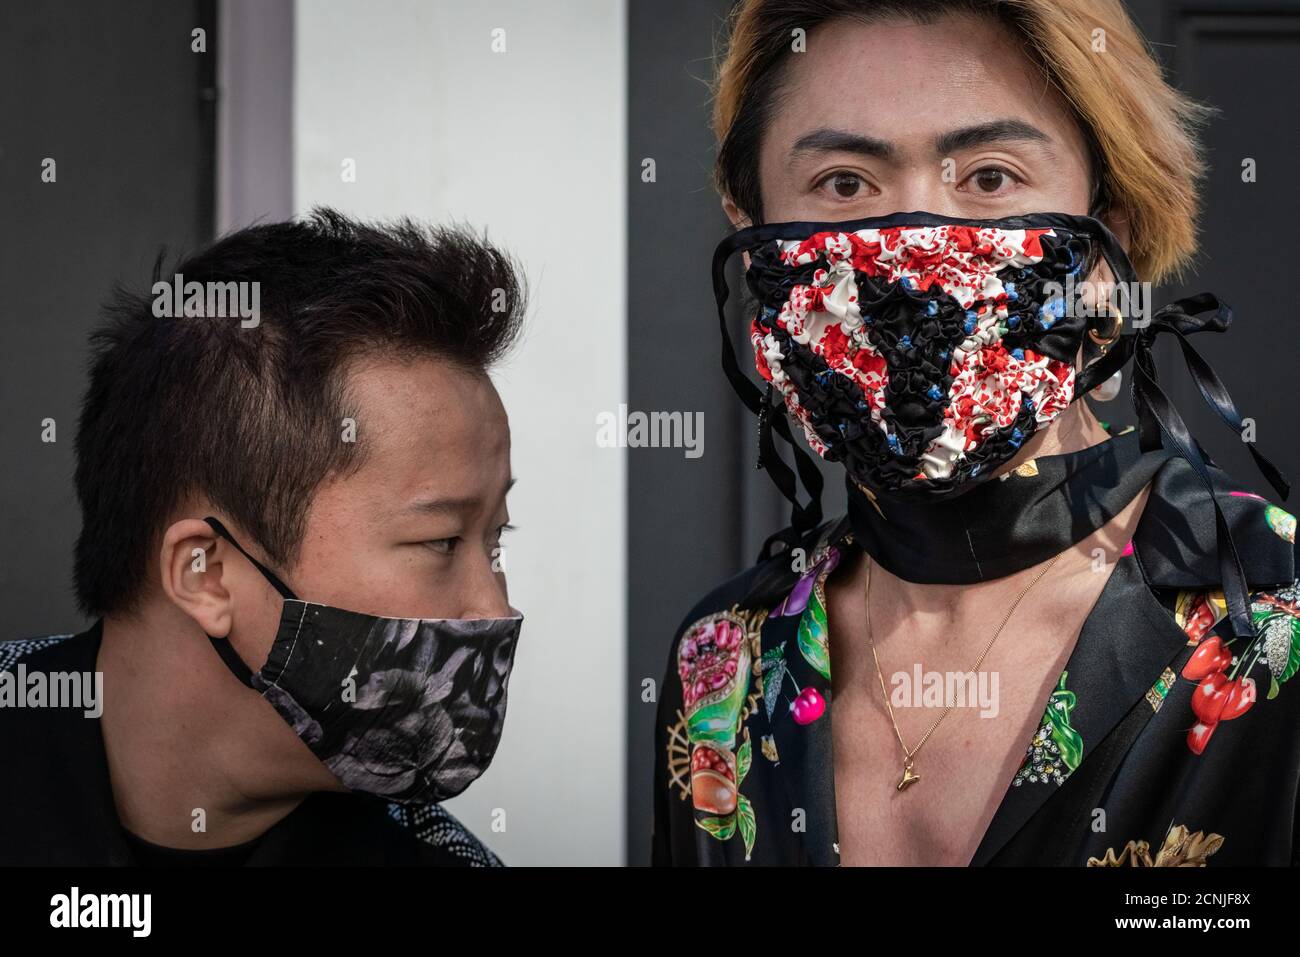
1087,304 -> 1124,351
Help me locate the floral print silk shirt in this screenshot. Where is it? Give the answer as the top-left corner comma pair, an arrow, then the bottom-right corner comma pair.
652,453 -> 1300,866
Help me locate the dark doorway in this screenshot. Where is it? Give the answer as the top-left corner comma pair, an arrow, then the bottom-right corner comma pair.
0,1 -> 217,637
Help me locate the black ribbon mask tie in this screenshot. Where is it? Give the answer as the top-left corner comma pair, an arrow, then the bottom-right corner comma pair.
712,210 -> 1289,641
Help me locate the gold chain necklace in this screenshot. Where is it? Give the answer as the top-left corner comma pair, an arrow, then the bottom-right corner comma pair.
865,552 -> 1061,791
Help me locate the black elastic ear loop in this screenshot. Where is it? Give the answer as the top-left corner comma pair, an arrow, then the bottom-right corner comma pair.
713,228 -> 825,550
203,516 -> 297,599
202,516 -> 298,688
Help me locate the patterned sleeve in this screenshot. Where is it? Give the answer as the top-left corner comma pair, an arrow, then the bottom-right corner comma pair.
386,802 -> 504,866
650,557 -> 777,866
1292,535 -> 1300,868
652,629 -> 690,865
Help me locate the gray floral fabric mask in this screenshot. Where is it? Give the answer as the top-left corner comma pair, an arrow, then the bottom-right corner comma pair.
203,516 -> 522,804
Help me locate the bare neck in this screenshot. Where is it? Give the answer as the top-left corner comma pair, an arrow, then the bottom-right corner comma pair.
95,603 -> 332,850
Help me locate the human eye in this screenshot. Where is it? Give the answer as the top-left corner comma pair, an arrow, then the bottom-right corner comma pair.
423,537 -> 460,556
957,164 -> 1024,196
813,169 -> 874,202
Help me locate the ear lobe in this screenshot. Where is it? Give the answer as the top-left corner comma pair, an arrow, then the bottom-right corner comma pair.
159,518 -> 232,638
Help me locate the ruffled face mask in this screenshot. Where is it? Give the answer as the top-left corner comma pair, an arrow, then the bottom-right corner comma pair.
712,210 -> 1290,642
723,212 -> 1127,500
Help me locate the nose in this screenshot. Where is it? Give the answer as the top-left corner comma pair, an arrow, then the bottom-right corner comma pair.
892,169 -> 965,218
460,549 -> 514,620
899,180 -> 961,217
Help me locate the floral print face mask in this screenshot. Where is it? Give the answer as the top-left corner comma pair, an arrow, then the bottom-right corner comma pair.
711,209 -> 1290,645
202,517 -> 522,804
718,211 -> 1133,501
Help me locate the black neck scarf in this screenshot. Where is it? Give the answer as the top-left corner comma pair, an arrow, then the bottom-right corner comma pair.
845,427 -> 1178,584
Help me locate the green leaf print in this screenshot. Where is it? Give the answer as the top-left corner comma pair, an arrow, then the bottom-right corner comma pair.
687,664 -> 751,747
796,587 -> 833,681
761,641 -> 788,721
736,795 -> 756,861
1256,605 -> 1300,687
760,642 -> 787,669
736,736 -> 752,784
763,656 -> 787,720
1044,671 -> 1083,774
696,815 -> 736,841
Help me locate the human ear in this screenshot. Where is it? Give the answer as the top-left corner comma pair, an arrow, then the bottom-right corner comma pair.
722,194 -> 752,229
158,518 -> 232,638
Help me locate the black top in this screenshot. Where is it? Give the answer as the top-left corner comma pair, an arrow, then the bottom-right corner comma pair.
0,622 -> 502,866
120,826 -> 262,868
652,427 -> 1300,866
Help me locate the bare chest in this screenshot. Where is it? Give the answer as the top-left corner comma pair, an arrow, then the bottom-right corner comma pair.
825,570 -> 1107,865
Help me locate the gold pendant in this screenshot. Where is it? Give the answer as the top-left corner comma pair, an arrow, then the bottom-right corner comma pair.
897,758 -> 920,791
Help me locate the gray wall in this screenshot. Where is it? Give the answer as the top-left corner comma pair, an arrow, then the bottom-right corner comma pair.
291,0 -> 630,866
216,0 -> 293,234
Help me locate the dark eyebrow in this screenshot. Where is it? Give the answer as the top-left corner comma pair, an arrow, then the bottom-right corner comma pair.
405,476 -> 517,516
789,120 -> 1053,165
933,119 -> 1053,156
789,127 -> 897,162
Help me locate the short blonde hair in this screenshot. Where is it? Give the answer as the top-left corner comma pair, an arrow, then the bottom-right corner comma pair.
711,0 -> 1213,282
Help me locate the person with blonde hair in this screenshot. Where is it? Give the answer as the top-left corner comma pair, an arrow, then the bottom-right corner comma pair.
654,0 -> 1297,866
